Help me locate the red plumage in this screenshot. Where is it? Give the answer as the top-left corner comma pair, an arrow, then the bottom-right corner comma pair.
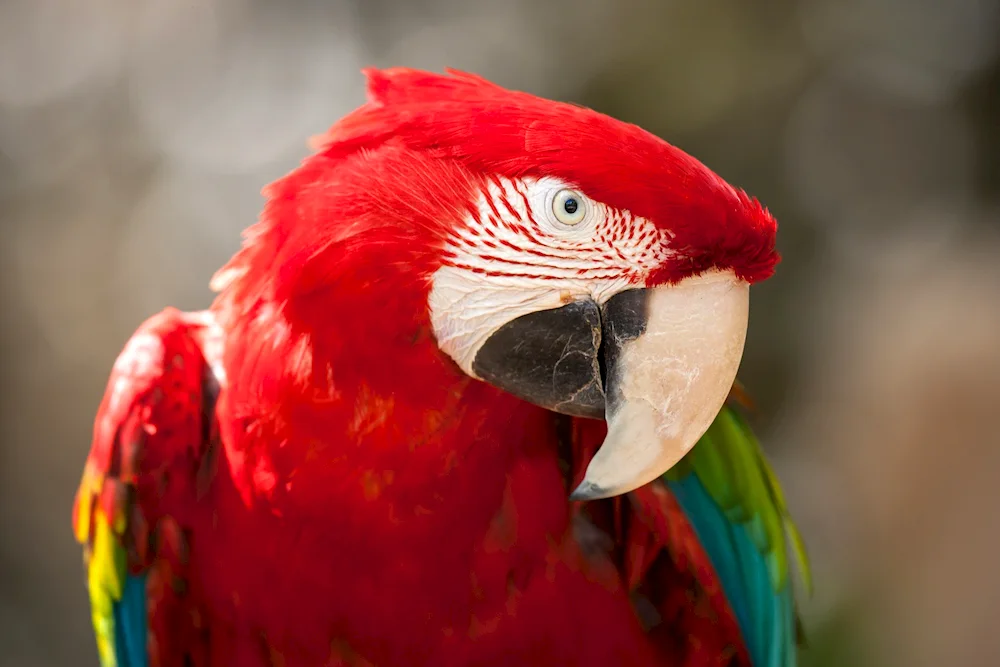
315,67 -> 779,284
73,68 -> 774,666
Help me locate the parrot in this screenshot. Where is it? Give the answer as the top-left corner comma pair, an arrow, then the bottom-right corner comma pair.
72,67 -> 811,667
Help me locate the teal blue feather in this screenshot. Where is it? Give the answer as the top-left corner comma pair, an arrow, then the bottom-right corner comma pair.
667,474 -> 797,667
111,573 -> 149,667
663,402 -> 810,667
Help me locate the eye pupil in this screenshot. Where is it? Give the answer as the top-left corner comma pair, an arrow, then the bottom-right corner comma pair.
552,189 -> 586,225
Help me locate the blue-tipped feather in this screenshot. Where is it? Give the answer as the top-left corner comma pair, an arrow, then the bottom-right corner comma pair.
667,474 -> 797,667
111,573 -> 149,667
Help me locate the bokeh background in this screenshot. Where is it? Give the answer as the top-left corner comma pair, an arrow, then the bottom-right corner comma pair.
2,1 -> 999,665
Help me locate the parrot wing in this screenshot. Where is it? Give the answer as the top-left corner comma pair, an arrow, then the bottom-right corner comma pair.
569,386 -> 811,667
661,391 -> 812,667
72,308 -> 219,667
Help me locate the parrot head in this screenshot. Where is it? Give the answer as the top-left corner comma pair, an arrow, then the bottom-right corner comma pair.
215,68 -> 779,501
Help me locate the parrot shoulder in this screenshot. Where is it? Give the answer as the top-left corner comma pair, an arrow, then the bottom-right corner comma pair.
72,307 -> 222,667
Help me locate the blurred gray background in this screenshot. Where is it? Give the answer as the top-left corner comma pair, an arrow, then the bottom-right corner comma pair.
2,1 -> 999,666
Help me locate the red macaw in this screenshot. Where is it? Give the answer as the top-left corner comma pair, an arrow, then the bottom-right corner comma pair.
73,68 -> 810,667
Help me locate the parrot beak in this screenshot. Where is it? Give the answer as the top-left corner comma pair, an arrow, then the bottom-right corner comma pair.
570,271 -> 749,500
470,270 -> 748,500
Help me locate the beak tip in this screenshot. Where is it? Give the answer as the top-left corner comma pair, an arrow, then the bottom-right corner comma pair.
569,480 -> 610,502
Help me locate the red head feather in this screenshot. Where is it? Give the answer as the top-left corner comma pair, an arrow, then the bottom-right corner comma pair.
216,68 -> 779,314
311,67 -> 780,284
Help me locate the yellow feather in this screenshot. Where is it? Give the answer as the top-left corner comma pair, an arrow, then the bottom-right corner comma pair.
74,468 -> 100,544
87,508 -> 126,667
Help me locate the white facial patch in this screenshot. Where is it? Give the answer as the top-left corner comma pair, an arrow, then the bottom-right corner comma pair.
427,176 -> 670,376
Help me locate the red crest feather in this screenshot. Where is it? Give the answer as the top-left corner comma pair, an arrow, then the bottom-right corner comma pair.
215,67 -> 779,324
309,67 -> 779,284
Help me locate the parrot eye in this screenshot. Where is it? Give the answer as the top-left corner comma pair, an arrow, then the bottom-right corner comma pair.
552,189 -> 587,226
